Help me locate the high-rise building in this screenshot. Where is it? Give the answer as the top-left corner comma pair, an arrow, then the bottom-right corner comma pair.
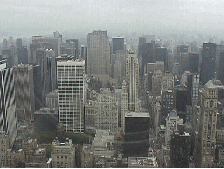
124,112 -> 150,157
189,53 -> 199,73
162,71 -> 174,91
218,51 -> 224,84
155,47 -> 168,71
13,64 -> 35,121
195,80 -> 218,167
126,52 -> 140,111
200,43 -> 217,85
87,30 -> 110,86
57,59 -> 86,132
112,37 -> 124,54
0,62 -> 17,146
152,70 -> 163,95
180,53 -> 189,75
16,38 -> 22,49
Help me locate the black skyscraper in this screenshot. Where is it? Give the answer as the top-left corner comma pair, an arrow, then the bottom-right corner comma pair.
155,47 -> 168,71
189,53 -> 199,73
218,51 -> 224,84
112,37 -> 124,54
200,43 -> 216,85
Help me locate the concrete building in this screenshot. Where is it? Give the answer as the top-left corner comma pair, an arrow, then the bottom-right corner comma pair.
161,90 -> 174,125
84,100 -> 96,132
57,59 -> 86,132
13,64 -> 35,121
95,88 -> 118,132
0,132 -> 10,167
87,30 -> 110,86
46,90 -> 58,111
121,80 -> 129,132
51,138 -> 76,168
162,71 -> 174,91
195,80 -> 218,167
126,52 -> 140,111
152,70 -> 163,95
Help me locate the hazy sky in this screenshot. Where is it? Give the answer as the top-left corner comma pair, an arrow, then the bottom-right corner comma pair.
1,0 -> 224,37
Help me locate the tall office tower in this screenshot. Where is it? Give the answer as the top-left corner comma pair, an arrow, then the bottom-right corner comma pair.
138,37 -> 146,58
80,45 -> 87,73
121,80 -> 128,132
142,35 -> 155,43
174,87 -> 187,122
13,64 -> 35,121
17,46 -> 28,64
155,61 -> 164,73
112,37 -> 124,54
174,45 -> 188,63
30,35 -> 61,63
162,71 -> 174,91
139,43 -> 155,75
170,131 -> 191,168
195,80 -> 218,167
155,47 -> 168,71
16,38 -> 22,49
0,62 -> 17,146
32,65 -> 42,110
61,39 -> 79,59
180,53 -> 189,75
113,50 -> 127,86
192,74 -> 200,106
95,88 -> 118,132
218,51 -> 224,84
124,112 -> 150,157
57,59 -> 86,132
2,38 -> 8,50
126,52 -> 140,111
200,43 -> 217,85
87,30 -> 110,87
161,90 -> 174,125
189,53 -> 199,73
152,70 -> 163,95
163,110 -> 183,165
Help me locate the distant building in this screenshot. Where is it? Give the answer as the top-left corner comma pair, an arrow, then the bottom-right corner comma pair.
200,43 -> 217,85
152,70 -> 163,95
87,30 -> 110,86
189,53 -> 199,73
112,37 -> 124,54
155,47 -> 168,71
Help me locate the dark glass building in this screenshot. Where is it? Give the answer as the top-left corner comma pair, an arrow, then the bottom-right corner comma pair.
112,37 -> 124,54
189,53 -> 199,73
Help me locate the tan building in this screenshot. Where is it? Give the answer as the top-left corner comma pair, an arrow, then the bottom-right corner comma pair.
195,80 -> 218,167
162,71 -> 174,91
128,157 -> 158,168
51,138 -> 76,168
95,88 -> 118,132
152,70 -> 163,95
87,30 -> 111,86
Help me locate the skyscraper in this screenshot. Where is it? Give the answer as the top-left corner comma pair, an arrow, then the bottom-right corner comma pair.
189,53 -> 199,73
112,37 -> 124,54
126,52 -> 140,111
195,80 -> 218,167
218,51 -> 224,84
0,61 -> 17,146
200,43 -> 216,85
57,59 -> 86,132
87,30 -> 110,86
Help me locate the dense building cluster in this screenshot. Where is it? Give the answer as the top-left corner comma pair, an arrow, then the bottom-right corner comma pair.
0,31 -> 224,167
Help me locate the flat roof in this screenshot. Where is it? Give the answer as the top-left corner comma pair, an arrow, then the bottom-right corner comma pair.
125,112 -> 149,118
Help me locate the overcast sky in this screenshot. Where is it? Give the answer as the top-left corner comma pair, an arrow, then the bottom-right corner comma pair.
0,0 -> 224,38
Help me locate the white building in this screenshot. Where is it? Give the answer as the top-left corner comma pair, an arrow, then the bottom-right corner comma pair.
126,52 -> 140,111
57,59 -> 86,132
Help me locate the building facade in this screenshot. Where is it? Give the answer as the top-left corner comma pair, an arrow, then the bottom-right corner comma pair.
57,59 -> 86,132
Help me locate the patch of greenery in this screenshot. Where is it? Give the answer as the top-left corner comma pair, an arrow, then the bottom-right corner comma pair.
27,131 -> 56,144
39,144 -> 53,158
